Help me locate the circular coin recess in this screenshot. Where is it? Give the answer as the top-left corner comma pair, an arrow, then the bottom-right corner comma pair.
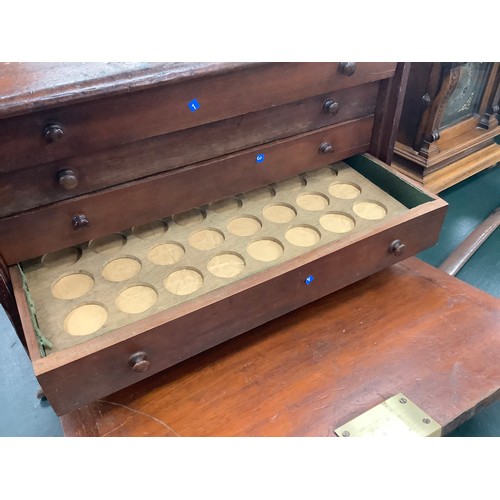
328,182 -> 361,199
101,257 -> 142,282
188,229 -> 225,251
132,220 -> 166,239
115,285 -> 158,314
207,253 -> 246,278
209,198 -> 242,213
296,193 -> 329,211
172,208 -> 205,226
262,204 -> 297,224
52,273 -> 94,300
353,201 -> 387,220
244,186 -> 275,203
42,247 -> 82,267
147,243 -> 185,266
227,216 -> 262,237
247,239 -> 284,262
285,226 -> 321,247
275,176 -> 306,192
89,234 -> 126,255
164,269 -> 204,296
320,212 -> 356,233
64,304 -> 108,336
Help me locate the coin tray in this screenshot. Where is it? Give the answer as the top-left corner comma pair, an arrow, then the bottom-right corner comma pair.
20,161 -> 408,354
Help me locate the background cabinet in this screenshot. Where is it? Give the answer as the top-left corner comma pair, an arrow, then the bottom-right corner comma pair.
391,62 -> 500,192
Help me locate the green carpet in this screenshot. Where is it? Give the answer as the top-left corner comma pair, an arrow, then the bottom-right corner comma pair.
418,163 -> 499,436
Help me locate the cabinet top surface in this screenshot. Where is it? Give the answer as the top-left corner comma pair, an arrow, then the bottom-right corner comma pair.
0,62 -> 261,118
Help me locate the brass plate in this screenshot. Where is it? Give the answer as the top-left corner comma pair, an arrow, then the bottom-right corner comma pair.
335,393 -> 442,437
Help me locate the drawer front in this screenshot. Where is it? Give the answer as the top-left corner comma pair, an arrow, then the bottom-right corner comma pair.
0,63 -> 396,173
0,82 -> 381,217
12,183 -> 446,415
0,116 -> 374,264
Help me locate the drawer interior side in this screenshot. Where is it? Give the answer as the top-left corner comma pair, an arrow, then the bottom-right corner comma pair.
346,154 -> 436,208
15,265 -> 53,357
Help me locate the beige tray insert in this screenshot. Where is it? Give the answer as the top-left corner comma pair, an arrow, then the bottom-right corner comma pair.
21,161 -> 409,354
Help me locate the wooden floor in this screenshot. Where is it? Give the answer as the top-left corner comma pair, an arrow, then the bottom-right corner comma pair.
61,257 -> 500,437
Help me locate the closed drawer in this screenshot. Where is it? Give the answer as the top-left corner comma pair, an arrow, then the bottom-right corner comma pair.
0,82 -> 381,217
0,116 -> 375,264
0,63 -> 396,173
10,154 -> 447,415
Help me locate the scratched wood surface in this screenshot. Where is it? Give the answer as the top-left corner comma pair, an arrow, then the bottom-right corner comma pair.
0,82 -> 380,218
61,257 -> 500,436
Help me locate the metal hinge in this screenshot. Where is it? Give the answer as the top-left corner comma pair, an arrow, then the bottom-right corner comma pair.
335,393 -> 442,437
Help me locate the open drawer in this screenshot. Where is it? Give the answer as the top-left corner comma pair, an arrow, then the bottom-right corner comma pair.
10,154 -> 447,415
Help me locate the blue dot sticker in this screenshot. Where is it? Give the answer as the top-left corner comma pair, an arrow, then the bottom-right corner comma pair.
305,275 -> 314,285
256,153 -> 265,163
188,99 -> 200,112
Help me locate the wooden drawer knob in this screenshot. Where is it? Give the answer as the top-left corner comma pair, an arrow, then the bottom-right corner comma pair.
42,123 -> 64,143
323,99 -> 340,115
339,62 -> 356,76
389,239 -> 406,256
128,351 -> 151,373
57,169 -> 78,190
72,214 -> 89,230
319,142 -> 334,154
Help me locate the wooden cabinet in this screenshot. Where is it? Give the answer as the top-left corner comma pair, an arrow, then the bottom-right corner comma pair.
392,62 -> 500,192
0,62 -> 447,415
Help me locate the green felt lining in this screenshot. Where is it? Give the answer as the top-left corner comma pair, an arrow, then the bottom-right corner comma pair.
17,264 -> 52,357
346,154 -> 434,209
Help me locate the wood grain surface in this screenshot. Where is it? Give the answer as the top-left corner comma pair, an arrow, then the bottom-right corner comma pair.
0,117 -> 374,264
0,82 -> 380,217
0,63 -> 395,173
60,258 -> 500,437
0,62 -> 255,117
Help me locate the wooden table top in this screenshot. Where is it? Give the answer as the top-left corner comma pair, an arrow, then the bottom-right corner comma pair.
61,257 -> 500,437
0,62 -> 254,118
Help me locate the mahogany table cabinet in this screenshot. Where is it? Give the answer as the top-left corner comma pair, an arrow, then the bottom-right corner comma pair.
0,62 -> 447,416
